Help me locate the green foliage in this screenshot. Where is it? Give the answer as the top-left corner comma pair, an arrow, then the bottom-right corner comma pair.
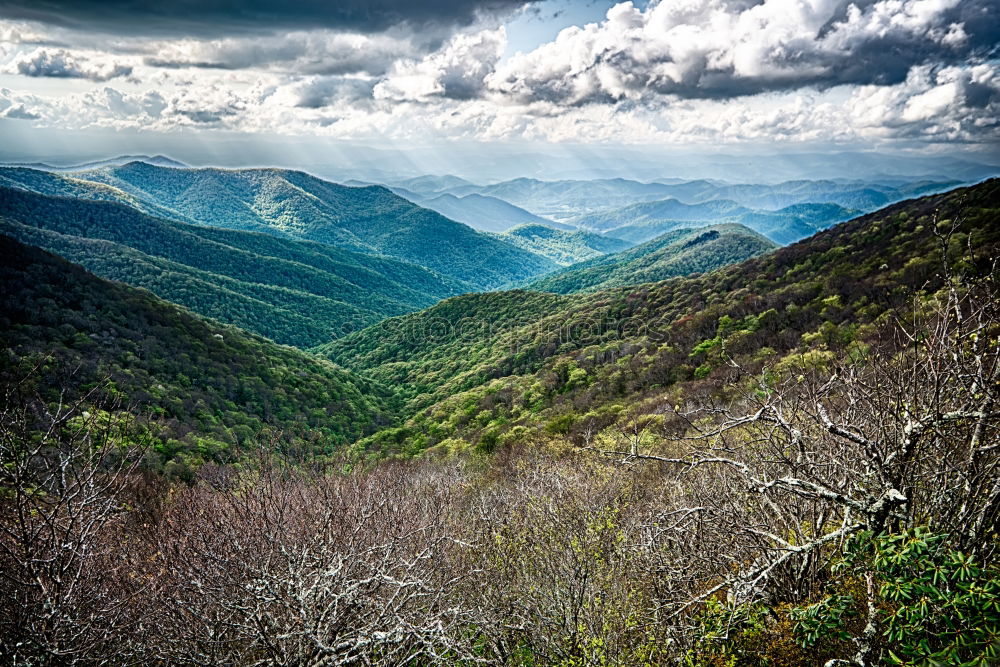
0,235 -> 394,468
499,224 -> 633,266
323,179 -> 1000,458
528,224 -> 777,294
790,595 -> 855,648
792,528 -> 1000,666
0,184 -> 467,347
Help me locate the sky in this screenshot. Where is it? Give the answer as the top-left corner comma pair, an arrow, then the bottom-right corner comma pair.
0,0 -> 997,179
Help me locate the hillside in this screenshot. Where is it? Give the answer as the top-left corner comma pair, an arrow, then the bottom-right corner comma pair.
0,234 -> 394,476
319,179 -> 1000,456
528,224 -> 777,293
0,166 -> 199,223
414,193 -> 558,233
498,224 -> 632,265
62,163 -> 558,290
0,186 -> 467,348
599,201 -> 857,244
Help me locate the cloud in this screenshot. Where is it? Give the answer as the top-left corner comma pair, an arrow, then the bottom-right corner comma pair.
269,76 -> 376,109
9,48 -> 133,81
144,30 -> 424,76
846,63 -> 1000,142
374,27 -> 506,102
1,56 -> 995,147
485,0 -> 999,105
0,1 -> 994,149
3,104 -> 40,119
0,0 -> 538,37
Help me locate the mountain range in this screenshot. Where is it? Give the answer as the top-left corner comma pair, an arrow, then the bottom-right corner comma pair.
0,154 -> 187,171
0,185 -> 467,347
315,179 -> 1000,455
3,153 -> 996,469
578,199 -> 858,245
0,162 -> 557,291
392,173 -> 964,229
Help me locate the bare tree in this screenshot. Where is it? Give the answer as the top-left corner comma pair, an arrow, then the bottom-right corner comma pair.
0,369 -> 147,666
592,263 -> 999,665
146,459 -> 480,666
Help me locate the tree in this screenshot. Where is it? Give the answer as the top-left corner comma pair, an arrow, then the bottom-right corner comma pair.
0,368 -> 148,665
594,255 -> 999,665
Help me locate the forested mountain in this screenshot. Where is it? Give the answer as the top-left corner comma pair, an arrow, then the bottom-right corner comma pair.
498,224 -> 632,265
590,200 -> 858,244
409,193 -> 558,233
0,186 -> 467,347
3,178 -> 998,667
528,224 -> 776,293
0,234 -> 394,477
0,154 -> 187,171
413,176 -> 961,223
0,166 -> 198,223
42,162 -> 557,290
574,198 -> 751,231
319,179 -> 1000,456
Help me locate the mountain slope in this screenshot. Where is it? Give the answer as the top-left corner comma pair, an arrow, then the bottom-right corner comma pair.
574,198 -> 750,232
0,166 -> 199,223
498,224 -> 632,265
0,234 -> 394,474
415,193 -> 559,233
69,163 -> 557,289
597,201 -> 858,245
0,186 -> 467,347
318,180 -> 1000,456
528,224 -> 776,293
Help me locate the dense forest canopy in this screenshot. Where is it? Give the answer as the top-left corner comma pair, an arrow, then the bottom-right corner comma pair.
1,175 -> 998,666
0,185 -> 468,347
58,163 -> 560,290
0,235 -> 396,477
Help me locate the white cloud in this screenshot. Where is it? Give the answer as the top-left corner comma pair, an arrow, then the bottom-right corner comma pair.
145,30 -> 425,76
0,1 -> 994,150
486,0 -> 978,105
374,27 -> 505,102
8,48 -> 134,81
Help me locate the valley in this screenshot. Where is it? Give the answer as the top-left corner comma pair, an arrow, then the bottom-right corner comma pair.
1,158 -> 997,667
2,0 -> 998,661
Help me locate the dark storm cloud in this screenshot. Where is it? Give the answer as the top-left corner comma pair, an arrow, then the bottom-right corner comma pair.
0,0 -> 539,36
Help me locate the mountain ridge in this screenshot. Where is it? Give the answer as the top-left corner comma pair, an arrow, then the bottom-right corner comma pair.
59,162 -> 559,290
0,185 -> 469,347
